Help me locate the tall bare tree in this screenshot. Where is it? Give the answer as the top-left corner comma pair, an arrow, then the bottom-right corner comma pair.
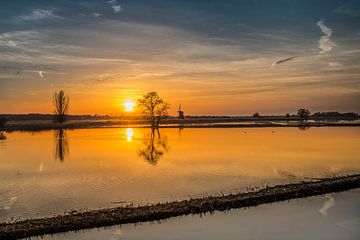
138,92 -> 170,128
53,90 -> 69,123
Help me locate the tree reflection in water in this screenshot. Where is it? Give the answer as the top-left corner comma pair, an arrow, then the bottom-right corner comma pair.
298,124 -> 311,131
54,129 -> 68,162
138,129 -> 169,165
0,131 -> 6,140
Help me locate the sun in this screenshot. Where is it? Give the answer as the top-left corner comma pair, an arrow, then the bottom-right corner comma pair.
123,101 -> 136,112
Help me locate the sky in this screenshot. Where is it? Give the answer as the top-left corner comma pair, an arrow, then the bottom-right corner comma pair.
0,0 -> 359,115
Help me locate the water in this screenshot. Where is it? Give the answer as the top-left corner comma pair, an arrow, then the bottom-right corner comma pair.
0,127 -> 359,222
33,189 -> 360,240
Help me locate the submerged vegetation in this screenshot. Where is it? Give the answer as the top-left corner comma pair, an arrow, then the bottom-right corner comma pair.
1,174 -> 359,240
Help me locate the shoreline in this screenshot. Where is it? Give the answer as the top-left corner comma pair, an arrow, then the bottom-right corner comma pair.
1,174 -> 359,240
1,121 -> 360,132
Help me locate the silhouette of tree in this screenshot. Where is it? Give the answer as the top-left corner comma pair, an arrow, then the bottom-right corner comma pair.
137,92 -> 170,128
0,117 -> 7,128
53,90 -> 69,123
297,108 -> 311,121
253,112 -> 260,118
55,129 -> 68,162
138,129 -> 169,165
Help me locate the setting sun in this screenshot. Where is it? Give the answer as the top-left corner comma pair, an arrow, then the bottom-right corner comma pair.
1,1 -> 360,239
123,101 -> 136,112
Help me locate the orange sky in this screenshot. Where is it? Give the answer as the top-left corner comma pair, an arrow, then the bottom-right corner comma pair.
0,1 -> 359,115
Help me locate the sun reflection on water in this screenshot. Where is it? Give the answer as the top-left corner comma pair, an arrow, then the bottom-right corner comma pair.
125,128 -> 134,142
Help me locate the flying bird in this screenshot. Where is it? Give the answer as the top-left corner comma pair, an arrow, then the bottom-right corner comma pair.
38,71 -> 44,78
0,65 -> 59,78
271,56 -> 298,68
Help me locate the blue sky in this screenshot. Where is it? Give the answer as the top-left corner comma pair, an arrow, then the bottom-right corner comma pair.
0,0 -> 359,114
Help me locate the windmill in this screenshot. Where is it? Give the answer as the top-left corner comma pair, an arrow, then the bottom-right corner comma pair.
178,104 -> 185,120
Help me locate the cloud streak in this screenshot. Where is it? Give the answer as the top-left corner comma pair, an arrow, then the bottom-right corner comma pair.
317,20 -> 335,54
271,56 -> 298,68
108,0 -> 122,13
333,5 -> 360,17
17,9 -> 59,21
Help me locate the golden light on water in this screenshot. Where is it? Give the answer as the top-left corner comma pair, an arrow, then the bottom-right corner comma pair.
125,128 -> 134,142
123,101 -> 136,112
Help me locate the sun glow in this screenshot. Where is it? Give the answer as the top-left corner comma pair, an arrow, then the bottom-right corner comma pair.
123,101 -> 136,112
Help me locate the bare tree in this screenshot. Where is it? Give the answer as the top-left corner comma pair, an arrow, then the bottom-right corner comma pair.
138,92 -> 170,128
297,108 -> 311,121
253,112 -> 260,118
53,90 -> 69,123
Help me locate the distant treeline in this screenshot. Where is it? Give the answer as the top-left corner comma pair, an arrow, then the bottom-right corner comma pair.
312,112 -> 359,119
0,114 -> 114,121
0,111 -> 358,122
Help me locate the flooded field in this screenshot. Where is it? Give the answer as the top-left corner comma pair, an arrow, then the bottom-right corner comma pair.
34,189 -> 360,240
0,127 -> 359,222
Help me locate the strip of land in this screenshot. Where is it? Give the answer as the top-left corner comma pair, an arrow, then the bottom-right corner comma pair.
1,119 -> 360,132
1,174 -> 359,240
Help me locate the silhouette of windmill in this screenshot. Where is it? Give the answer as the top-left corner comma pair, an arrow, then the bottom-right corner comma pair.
178,104 -> 185,120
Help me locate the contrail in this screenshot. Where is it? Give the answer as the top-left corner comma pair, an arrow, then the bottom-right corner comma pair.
271,56 -> 298,68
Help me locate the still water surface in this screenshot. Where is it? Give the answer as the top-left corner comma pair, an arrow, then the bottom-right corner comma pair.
35,189 -> 360,240
0,127 -> 359,222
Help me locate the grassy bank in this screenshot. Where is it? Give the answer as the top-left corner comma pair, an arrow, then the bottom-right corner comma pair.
1,174 -> 359,239
1,119 -> 360,132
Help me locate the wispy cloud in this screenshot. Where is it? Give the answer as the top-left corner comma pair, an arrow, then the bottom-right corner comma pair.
333,5 -> 360,17
328,62 -> 342,67
17,9 -> 59,21
317,20 -> 335,54
271,56 -> 298,68
107,0 -> 122,13
0,33 -> 17,47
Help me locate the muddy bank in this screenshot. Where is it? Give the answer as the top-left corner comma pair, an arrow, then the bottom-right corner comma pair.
1,174 -> 359,240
